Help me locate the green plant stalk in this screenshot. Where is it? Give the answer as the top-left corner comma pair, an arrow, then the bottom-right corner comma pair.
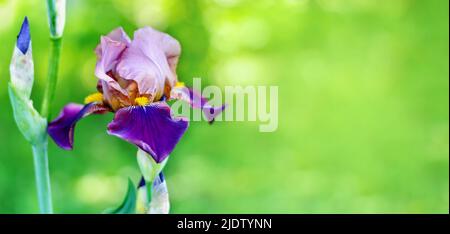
31,139 -> 53,214
40,37 -> 62,118
146,180 -> 153,206
32,37 -> 62,214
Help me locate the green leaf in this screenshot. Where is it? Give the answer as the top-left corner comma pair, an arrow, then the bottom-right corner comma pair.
103,179 -> 137,214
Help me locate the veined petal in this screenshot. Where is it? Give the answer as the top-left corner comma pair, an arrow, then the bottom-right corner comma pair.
107,102 -> 188,163
115,44 -> 164,101
171,86 -> 226,123
116,27 -> 180,98
103,27 -> 131,46
95,27 -> 131,57
48,103 -> 109,150
95,28 -> 130,96
134,27 -> 180,87
100,80 -> 132,110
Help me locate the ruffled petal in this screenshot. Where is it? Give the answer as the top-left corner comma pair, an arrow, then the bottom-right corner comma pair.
104,27 -> 131,46
95,27 -> 131,59
95,28 -> 131,96
100,80 -> 132,110
48,103 -> 109,150
107,102 -> 188,163
115,44 -> 164,101
116,27 -> 181,98
171,86 -> 226,123
134,27 -> 181,87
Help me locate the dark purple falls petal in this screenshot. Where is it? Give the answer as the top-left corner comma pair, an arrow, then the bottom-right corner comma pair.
48,103 -> 109,150
17,17 -> 30,54
107,102 -> 189,163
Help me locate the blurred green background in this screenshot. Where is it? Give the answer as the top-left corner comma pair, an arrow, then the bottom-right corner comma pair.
0,0 -> 448,213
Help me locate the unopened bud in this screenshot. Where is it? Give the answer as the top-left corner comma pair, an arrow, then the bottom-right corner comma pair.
46,0 -> 66,38
137,149 -> 168,183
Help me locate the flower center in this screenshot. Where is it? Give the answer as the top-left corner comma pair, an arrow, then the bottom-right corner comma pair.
134,96 -> 150,106
84,92 -> 103,104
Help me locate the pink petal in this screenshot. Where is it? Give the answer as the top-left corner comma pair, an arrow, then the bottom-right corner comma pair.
116,27 -> 181,98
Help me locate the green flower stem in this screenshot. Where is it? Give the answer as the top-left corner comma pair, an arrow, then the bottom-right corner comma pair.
31,139 -> 53,214
40,37 -> 62,118
34,36 -> 62,214
146,180 -> 153,205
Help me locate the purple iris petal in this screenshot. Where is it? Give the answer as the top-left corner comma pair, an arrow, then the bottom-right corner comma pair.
17,17 -> 30,54
48,103 -> 108,150
107,102 -> 188,163
172,86 -> 226,123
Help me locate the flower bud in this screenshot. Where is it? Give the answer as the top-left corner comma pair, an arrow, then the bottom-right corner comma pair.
137,149 -> 168,183
135,179 -> 148,214
46,0 -> 66,38
10,17 -> 33,98
148,173 -> 170,214
135,174 -> 170,214
9,17 -> 47,145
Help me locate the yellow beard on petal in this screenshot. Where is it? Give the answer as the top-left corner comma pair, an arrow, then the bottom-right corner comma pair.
84,92 -> 104,104
135,96 -> 150,106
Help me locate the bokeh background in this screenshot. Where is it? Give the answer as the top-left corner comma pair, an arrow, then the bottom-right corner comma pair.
0,0 -> 448,213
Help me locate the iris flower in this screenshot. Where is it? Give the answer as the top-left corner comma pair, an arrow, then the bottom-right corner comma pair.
47,27 -> 225,163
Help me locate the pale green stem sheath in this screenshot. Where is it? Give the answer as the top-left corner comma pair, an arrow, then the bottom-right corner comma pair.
40,37 -> 62,118
31,138 -> 53,214
146,180 -> 153,205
